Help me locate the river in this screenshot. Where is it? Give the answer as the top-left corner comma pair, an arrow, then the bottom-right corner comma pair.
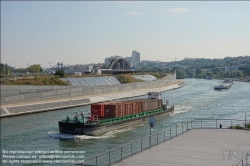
1,78 -> 249,165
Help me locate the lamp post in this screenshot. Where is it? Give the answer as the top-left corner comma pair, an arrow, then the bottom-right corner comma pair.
245,114 -> 247,126
26,62 -> 29,76
245,114 -> 250,130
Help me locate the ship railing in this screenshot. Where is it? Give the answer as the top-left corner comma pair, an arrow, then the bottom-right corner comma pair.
93,115 -> 98,122
76,119 -> 249,166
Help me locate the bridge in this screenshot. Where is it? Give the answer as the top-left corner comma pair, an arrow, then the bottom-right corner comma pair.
0,63 -> 15,75
108,56 -> 131,70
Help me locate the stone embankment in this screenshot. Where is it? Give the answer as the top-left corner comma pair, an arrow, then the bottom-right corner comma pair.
0,74 -> 185,118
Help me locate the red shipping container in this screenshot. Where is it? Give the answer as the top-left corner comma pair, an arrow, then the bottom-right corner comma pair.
91,104 -> 105,118
117,104 -> 121,117
120,102 -> 125,117
120,103 -> 125,117
104,104 -> 116,117
129,102 -> 133,115
131,102 -> 134,114
138,101 -> 143,113
121,103 -> 124,116
133,102 -> 136,114
126,102 -> 131,115
134,102 -> 139,114
136,102 -> 139,114
125,103 -> 129,115
116,103 -> 121,117
130,103 -> 134,114
134,102 -> 137,114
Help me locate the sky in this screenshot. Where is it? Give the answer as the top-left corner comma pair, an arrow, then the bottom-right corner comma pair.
1,1 -> 250,68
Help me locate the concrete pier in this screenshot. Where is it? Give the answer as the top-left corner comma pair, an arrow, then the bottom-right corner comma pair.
112,129 -> 250,166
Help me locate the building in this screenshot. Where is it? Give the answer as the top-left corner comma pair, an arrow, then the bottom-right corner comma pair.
219,65 -> 239,72
125,57 -> 132,62
105,56 -> 116,65
131,50 -> 140,67
64,65 -> 94,75
104,50 -> 141,69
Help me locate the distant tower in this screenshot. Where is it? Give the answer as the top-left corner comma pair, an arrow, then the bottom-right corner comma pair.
131,50 -> 140,67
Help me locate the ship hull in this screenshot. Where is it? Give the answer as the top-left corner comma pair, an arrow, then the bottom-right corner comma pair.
59,106 -> 174,136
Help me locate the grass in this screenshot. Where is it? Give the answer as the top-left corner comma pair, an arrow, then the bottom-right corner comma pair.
0,73 -> 163,85
0,76 -> 68,85
116,74 -> 143,83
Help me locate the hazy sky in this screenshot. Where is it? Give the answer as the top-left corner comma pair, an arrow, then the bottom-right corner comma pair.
1,1 -> 250,68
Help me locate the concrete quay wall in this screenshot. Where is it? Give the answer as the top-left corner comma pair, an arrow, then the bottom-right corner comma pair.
0,80 -> 185,118
1,74 -> 176,105
1,85 -> 71,97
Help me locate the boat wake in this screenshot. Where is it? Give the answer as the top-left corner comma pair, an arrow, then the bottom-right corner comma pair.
171,105 -> 193,116
48,127 -> 134,140
75,127 -> 134,140
48,132 -> 75,139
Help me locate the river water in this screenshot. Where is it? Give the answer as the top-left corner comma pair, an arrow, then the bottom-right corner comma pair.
1,79 -> 249,165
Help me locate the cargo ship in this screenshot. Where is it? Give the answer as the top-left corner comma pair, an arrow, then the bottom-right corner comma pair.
58,92 -> 174,136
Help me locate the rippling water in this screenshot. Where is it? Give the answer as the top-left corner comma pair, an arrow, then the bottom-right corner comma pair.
1,79 -> 250,165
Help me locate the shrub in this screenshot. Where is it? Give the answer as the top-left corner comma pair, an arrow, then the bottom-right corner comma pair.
234,125 -> 244,130
246,123 -> 250,130
54,70 -> 66,78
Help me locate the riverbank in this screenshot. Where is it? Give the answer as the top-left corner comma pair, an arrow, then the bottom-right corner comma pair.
0,80 -> 185,118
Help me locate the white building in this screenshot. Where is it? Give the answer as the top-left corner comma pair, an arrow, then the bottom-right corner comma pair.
64,65 -> 94,75
219,65 -> 239,72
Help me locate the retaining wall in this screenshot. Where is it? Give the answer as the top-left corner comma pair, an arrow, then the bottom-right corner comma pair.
1,74 -> 176,105
1,85 -> 71,97
0,80 -> 185,118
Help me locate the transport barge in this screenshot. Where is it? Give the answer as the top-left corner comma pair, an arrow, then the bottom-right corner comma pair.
59,92 -> 174,136
214,79 -> 233,90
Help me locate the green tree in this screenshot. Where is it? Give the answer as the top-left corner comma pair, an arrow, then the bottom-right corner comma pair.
149,72 -> 161,79
54,70 -> 66,78
28,64 -> 42,73
195,69 -> 202,75
239,66 -> 250,75
176,70 -> 186,79
15,68 -> 27,73
212,67 -> 220,74
186,70 -> 194,78
236,70 -> 244,77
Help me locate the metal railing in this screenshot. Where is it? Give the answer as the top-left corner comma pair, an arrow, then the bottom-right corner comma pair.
235,153 -> 250,166
193,119 -> 246,130
235,160 -> 244,166
76,119 -> 248,166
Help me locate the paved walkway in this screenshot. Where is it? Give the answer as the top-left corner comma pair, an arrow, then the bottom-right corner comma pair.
112,129 -> 250,166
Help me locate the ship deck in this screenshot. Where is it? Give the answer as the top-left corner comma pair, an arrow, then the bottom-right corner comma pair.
112,129 -> 250,166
